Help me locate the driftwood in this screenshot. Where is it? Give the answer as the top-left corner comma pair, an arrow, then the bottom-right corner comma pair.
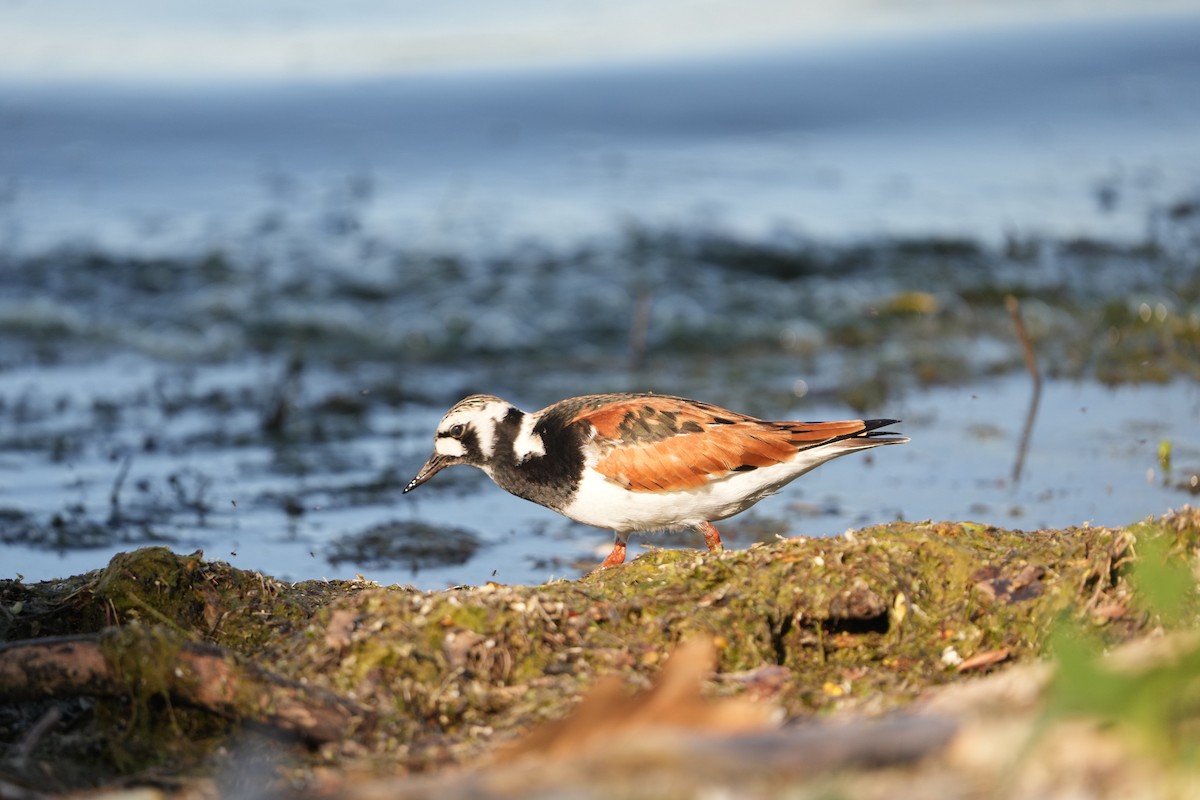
0,625 -> 365,745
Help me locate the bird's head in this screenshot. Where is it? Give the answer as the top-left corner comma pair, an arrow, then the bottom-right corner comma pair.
403,394 -> 516,492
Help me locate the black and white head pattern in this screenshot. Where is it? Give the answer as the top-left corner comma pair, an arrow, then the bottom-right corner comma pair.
430,394 -> 514,469
408,393 -> 586,510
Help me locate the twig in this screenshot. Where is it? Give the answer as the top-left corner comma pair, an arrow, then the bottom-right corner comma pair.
107,452 -> 133,526
114,588 -> 194,636
1006,296 -> 1042,484
1005,295 -> 1041,390
262,353 -> 305,436
0,779 -> 48,800
13,706 -> 62,763
629,287 -> 653,372
0,628 -> 367,745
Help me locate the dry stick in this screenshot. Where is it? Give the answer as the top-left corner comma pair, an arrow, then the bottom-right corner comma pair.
1006,295 -> 1043,484
0,779 -> 47,800
262,352 -> 305,436
107,452 -> 133,526
0,629 -> 367,745
1005,295 -> 1042,392
13,706 -> 62,764
628,287 -> 653,372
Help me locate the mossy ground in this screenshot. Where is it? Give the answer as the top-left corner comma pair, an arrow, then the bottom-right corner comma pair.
2,508 -> 1199,796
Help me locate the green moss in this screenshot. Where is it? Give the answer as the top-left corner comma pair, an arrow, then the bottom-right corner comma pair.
87,624 -> 234,778
4,510 -> 1200,793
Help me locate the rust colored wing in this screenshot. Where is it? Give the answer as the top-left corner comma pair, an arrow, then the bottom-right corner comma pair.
564,394 -> 889,493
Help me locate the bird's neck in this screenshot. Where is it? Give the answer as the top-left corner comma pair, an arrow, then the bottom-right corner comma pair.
484,410 -> 585,511
479,407 -> 528,465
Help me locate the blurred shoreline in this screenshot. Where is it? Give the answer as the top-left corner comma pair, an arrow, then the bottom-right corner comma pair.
1,12 -> 1198,256
3,3 -> 1198,81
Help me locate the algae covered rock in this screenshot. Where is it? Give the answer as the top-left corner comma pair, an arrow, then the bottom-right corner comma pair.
1,508 -> 1198,796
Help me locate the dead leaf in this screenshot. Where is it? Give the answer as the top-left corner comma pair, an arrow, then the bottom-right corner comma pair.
956,648 -> 1011,673
495,637 -> 777,763
324,608 -> 359,650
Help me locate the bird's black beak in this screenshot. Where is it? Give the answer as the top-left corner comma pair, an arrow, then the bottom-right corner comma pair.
404,453 -> 450,493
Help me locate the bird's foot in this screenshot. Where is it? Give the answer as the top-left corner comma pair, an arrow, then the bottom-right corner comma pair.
587,540 -> 628,575
699,521 -> 724,552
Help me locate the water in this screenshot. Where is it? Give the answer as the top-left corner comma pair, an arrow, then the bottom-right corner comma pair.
2,360 -> 1196,587
1,7 -> 1198,587
5,2 -> 1194,80
3,12 -> 1199,254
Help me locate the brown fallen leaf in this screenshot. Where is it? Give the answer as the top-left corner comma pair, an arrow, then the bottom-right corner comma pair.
495,637 -> 777,763
956,648 -> 1011,673
324,608 -> 359,650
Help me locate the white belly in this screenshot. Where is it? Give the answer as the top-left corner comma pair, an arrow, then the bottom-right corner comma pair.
559,458 -> 818,534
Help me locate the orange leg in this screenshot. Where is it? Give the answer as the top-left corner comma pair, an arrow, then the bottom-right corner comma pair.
589,538 -> 628,575
699,521 -> 724,552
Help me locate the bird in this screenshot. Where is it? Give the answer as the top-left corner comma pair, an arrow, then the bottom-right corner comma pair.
404,392 -> 908,573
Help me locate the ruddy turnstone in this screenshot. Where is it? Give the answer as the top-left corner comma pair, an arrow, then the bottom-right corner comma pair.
404,393 -> 907,572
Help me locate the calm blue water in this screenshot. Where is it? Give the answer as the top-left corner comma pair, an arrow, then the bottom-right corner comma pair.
1,12 -> 1198,254
1,7 -> 1198,587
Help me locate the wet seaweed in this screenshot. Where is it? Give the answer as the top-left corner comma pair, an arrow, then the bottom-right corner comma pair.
2,509 -> 1198,795
326,520 -> 482,571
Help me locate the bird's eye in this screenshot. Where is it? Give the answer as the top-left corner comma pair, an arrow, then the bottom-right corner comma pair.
448,424 -> 466,438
